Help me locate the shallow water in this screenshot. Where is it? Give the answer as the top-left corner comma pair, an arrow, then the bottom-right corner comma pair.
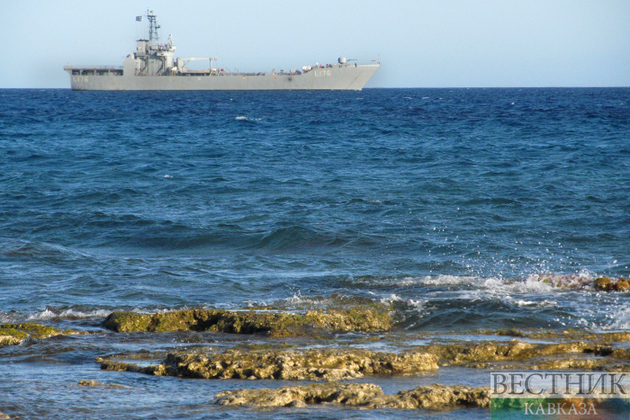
1,87 -> 629,418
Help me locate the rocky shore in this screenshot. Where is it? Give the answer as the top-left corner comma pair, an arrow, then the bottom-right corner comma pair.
102,306 -> 391,336
98,347 -> 439,380
214,382 -> 490,409
5,292 -> 630,414
95,327 -> 630,381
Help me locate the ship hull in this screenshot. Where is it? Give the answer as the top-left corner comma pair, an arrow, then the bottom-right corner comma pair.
68,64 -> 380,91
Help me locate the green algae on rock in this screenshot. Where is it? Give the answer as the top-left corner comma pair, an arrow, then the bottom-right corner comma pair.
594,277 -> 630,292
98,348 -> 438,380
0,322 -> 84,346
102,306 -> 391,336
0,326 -> 28,346
9,322 -> 78,338
214,382 -> 491,410
419,337 -> 630,371
614,280 -> 630,292
594,277 -> 612,291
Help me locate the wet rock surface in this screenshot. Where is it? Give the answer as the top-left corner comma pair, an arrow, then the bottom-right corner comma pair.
0,323 -> 84,346
98,348 -> 438,380
214,382 -> 491,410
102,306 -> 391,336
77,380 -> 128,389
419,329 -> 630,370
593,276 -> 630,292
0,326 -> 27,346
96,325 -> 630,382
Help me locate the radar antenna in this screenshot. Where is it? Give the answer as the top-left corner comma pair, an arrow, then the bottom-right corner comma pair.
147,9 -> 160,42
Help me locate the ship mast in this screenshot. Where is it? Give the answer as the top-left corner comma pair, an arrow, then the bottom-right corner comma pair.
147,9 -> 160,42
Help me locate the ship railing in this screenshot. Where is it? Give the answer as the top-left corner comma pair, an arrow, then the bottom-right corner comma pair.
220,72 -> 265,76
174,70 -> 305,77
65,65 -> 122,70
217,71 -> 302,76
66,66 -> 124,76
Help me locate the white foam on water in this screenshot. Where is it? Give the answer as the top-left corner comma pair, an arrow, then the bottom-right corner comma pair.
393,272 -> 595,294
406,298 -> 426,309
0,311 -> 13,323
397,275 -> 478,287
381,293 -> 403,305
27,308 -> 57,320
381,294 -> 427,311
284,292 -> 310,305
244,299 -> 269,307
603,306 -> 630,330
510,299 -> 557,308
484,276 -> 554,294
393,277 -> 418,286
26,308 -> 114,321
58,308 -> 113,319
524,272 -> 595,289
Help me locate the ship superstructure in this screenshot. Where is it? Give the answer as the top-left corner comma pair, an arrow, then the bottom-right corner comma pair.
64,10 -> 380,91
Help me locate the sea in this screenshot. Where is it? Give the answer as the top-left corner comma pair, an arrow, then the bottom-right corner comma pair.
0,87 -> 628,419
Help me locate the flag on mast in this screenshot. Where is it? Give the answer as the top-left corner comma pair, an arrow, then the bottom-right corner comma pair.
136,16 -> 142,21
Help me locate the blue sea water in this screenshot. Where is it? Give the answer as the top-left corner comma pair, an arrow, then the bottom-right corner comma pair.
0,87 -> 629,418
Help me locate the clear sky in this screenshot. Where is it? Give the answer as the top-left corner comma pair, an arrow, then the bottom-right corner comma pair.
1,0 -> 629,88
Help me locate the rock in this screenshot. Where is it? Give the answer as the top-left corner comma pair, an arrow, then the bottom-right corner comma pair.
593,277 -> 630,292
2,322 -> 83,338
0,322 -> 83,346
594,277 -> 612,291
526,329 -> 630,342
305,307 -> 391,332
0,326 -> 27,346
99,348 -> 438,380
98,327 -> 630,382
78,379 -> 128,389
389,383 -> 491,409
0,412 -> 9,419
494,328 -> 527,338
422,338 -> 607,366
102,306 -> 391,336
78,379 -> 103,386
215,383 -> 389,407
10,323 -> 63,338
100,335 -> 630,381
214,382 -> 490,410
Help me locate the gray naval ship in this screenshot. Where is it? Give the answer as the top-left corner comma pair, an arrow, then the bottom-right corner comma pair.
64,10 -> 380,91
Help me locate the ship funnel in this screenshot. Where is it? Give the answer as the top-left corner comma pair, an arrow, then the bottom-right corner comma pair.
338,57 -> 347,65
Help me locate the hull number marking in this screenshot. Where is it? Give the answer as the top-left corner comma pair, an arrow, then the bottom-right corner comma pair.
314,70 -> 332,77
